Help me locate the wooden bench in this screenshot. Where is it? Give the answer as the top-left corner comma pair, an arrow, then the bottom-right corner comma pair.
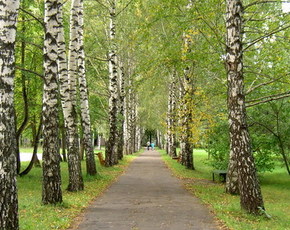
96,152 -> 105,166
172,155 -> 181,163
212,170 -> 227,182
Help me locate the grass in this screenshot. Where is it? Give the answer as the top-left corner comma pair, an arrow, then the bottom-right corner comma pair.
18,150 -> 141,230
19,147 -> 107,154
160,149 -> 290,230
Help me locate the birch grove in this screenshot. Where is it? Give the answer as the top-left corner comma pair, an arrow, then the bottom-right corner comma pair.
6,0 -> 290,224
0,1 -> 20,228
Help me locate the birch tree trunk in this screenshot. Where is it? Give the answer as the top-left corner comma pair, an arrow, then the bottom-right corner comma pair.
65,0 -> 84,191
226,0 -> 264,214
0,1 -> 20,228
57,0 -> 83,191
105,0 -> 119,166
167,72 -> 177,157
124,79 -> 133,155
178,84 -> 186,164
78,0 -> 97,175
179,12 -> 195,169
42,0 -> 62,204
117,60 -> 125,160
180,68 -> 194,170
16,9 -> 29,174
133,102 -> 139,152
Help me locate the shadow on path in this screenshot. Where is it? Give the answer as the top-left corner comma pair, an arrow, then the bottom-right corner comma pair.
72,150 -> 219,230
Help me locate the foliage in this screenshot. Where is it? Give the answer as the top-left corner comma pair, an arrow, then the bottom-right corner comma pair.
206,116 -> 276,173
248,100 -> 290,174
206,120 -> 229,170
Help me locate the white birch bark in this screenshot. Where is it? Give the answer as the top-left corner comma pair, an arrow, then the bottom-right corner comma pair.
105,0 -> 119,166
0,1 -> 20,228
117,59 -> 125,159
77,0 -> 97,175
65,0 -> 84,191
166,72 -> 177,157
180,68 -> 194,169
179,14 -> 194,169
226,0 -> 264,214
124,78 -> 133,155
42,0 -> 62,204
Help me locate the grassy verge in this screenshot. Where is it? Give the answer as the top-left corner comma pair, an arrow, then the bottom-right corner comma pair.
18,151 -> 142,230
160,149 -> 290,230
19,147 -> 107,154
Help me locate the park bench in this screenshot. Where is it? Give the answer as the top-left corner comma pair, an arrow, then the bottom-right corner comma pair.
96,152 -> 105,166
172,155 -> 181,163
212,169 -> 227,182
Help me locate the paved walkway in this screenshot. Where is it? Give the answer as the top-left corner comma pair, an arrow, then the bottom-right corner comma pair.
74,150 -> 219,230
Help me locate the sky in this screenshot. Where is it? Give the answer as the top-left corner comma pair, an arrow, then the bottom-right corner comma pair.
282,2 -> 290,12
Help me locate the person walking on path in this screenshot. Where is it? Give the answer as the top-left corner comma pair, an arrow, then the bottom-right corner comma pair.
151,142 -> 155,150
146,141 -> 151,150
73,150 -> 219,230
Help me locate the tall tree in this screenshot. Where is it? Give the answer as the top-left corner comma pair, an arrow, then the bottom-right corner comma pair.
66,0 -> 84,190
15,3 -> 29,174
42,0 -> 62,204
105,0 -> 119,166
78,0 -> 97,175
225,0 -> 264,214
178,0 -> 194,170
0,1 -> 20,228
117,59 -> 125,160
166,71 -> 177,157
179,67 -> 195,170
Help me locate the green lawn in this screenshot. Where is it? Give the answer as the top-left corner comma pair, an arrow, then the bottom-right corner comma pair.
19,147 -> 106,155
18,151 -> 140,230
160,149 -> 290,230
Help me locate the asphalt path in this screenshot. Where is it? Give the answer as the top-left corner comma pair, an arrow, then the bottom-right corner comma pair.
74,150 -> 219,230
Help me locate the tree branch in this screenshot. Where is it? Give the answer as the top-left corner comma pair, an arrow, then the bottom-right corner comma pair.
94,0 -> 109,10
244,24 -> 290,51
246,92 -> 290,108
250,119 -> 278,138
246,76 -> 286,95
116,0 -> 135,17
244,0 -> 281,10
16,65 -> 44,79
19,8 -> 44,27
247,90 -> 290,103
17,40 -> 43,50
86,54 -> 108,62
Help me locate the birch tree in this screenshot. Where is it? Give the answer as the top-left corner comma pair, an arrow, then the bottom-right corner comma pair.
64,0 -> 84,191
178,0 -> 194,169
78,0 -> 97,175
166,71 -> 177,157
105,0 -> 119,166
0,1 -> 20,228
124,75 -> 137,155
57,0 -> 84,190
178,68 -> 194,170
117,59 -> 125,160
42,0 -> 62,204
225,0 -> 264,214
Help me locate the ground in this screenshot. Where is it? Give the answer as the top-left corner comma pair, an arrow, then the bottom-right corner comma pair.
69,150 -> 220,230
